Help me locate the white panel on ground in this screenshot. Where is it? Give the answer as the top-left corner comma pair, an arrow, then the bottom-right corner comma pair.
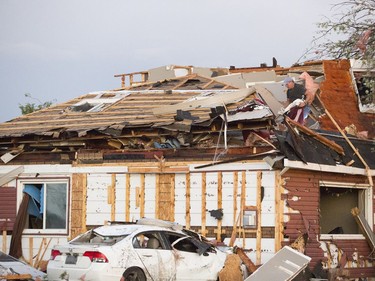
245,246 -> 311,281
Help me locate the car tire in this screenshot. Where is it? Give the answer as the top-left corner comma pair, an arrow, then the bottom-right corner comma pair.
123,267 -> 147,281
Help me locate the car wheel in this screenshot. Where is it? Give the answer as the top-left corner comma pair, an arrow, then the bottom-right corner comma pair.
123,267 -> 147,281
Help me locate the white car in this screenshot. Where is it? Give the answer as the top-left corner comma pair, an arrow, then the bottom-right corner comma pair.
47,218 -> 234,281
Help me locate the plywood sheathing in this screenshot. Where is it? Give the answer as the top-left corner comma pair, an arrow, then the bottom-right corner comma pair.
70,173 -> 87,240
281,169 -> 374,271
319,60 -> 375,138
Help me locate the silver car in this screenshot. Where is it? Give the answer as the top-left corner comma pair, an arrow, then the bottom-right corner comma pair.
47,218 -> 232,281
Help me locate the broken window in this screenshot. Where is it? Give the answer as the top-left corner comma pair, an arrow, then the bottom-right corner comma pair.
69,97 -> 122,113
20,180 -> 68,234
319,184 -> 368,235
133,232 -> 164,249
353,71 -> 375,105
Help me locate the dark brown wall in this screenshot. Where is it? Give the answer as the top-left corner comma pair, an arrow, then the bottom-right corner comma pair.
0,187 -> 17,231
282,169 -> 374,275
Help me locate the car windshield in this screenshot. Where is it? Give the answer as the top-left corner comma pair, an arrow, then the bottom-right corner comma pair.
71,229 -> 128,246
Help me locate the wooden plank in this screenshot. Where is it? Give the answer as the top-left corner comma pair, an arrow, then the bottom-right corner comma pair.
155,174 -> 160,219
217,172 -> 223,241
28,237 -> 33,265
185,173 -> 191,229
170,174 -> 175,222
0,166 -> 24,186
2,230 -> 6,253
81,174 -> 87,233
351,207 -> 375,251
125,174 -> 130,221
111,174 -> 116,222
0,274 -> 32,280
201,172 -> 207,236
286,116 -> 345,155
275,171 -> 282,252
256,171 -> 262,265
140,174 -> 145,218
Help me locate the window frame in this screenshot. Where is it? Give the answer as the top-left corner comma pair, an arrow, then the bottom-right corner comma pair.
17,177 -> 70,235
319,181 -> 372,240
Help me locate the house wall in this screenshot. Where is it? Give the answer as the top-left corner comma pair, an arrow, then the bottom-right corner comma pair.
0,161 -> 280,268
282,169 -> 375,278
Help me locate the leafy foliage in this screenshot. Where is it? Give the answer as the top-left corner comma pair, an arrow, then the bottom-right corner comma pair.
302,0 -> 375,105
304,0 -> 375,68
18,93 -> 54,115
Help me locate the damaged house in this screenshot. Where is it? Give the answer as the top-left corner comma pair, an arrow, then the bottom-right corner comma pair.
0,59 -> 374,279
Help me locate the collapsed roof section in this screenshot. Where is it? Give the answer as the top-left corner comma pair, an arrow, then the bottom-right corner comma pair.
0,60 -> 373,171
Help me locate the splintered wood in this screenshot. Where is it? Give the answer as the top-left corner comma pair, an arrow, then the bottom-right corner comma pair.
218,254 -> 243,281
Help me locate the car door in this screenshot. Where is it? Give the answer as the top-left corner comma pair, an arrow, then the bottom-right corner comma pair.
133,231 -> 176,280
171,236 -> 224,281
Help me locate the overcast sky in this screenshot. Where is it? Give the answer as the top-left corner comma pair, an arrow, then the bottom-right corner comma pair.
0,0 -> 341,122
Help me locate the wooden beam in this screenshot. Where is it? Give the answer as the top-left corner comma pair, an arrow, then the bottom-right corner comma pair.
28,237 -> 32,265
81,174 -> 87,233
155,174 -> 160,219
140,174 -> 145,218
111,174 -> 116,222
256,171 -> 262,265
170,174 -> 175,222
185,173 -> 191,229
1,230 -> 6,254
285,116 -> 344,155
0,166 -> 24,186
0,274 -> 32,280
125,174 -> 130,221
274,171 -> 283,252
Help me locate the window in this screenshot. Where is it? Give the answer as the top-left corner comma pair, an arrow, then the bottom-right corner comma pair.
19,180 -> 69,234
243,206 -> 257,229
133,232 -> 164,249
319,182 -> 371,236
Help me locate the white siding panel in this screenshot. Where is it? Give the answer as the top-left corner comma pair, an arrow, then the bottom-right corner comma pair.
144,174 -> 156,217
86,174 -> 112,225
189,173 -> 202,225
115,174 -> 126,221
128,174 -> 141,220
174,174 -> 187,214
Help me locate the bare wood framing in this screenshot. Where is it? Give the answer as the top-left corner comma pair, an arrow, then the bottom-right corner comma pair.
256,171 -> 263,265
155,174 -> 160,219
140,174 -> 145,218
111,174 -> 116,222
81,174 -> 87,233
274,171 -> 283,252
201,172 -> 207,236
170,174 -> 175,222
28,237 -> 32,265
185,173 -> 191,229
125,174 -> 130,221
217,172 -> 223,241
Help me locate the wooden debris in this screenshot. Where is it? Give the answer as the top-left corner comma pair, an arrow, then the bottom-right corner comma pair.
0,274 -> 32,280
234,247 -> 257,274
218,254 -> 243,281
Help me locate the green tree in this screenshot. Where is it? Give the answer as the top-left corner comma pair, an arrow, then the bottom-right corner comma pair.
307,0 -> 374,67
18,93 -> 54,115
